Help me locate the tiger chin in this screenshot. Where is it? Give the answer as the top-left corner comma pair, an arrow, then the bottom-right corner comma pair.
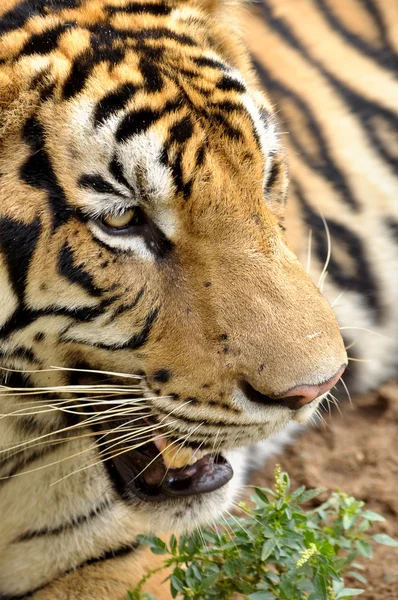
0,0 -> 348,598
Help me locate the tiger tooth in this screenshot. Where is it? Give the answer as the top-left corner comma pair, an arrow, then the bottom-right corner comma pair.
153,435 -> 206,469
161,444 -> 196,469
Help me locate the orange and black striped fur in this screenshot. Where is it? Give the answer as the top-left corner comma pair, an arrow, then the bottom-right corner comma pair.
0,0 -> 395,598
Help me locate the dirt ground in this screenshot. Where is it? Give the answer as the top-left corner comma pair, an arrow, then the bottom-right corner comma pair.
249,381 -> 398,600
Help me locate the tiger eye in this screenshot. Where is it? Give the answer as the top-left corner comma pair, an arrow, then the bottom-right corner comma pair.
102,209 -> 136,229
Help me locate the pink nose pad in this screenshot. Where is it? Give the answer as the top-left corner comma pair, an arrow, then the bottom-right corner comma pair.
277,365 -> 346,409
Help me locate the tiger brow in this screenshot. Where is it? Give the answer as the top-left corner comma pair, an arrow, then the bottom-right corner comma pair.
78,173 -> 129,199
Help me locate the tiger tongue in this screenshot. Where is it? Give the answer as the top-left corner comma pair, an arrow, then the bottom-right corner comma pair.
141,459 -> 167,487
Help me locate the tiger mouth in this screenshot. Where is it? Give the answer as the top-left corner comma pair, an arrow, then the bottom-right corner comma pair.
104,422 -> 234,502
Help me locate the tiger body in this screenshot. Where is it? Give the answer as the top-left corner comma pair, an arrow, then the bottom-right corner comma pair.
0,0 -> 395,598
244,0 -> 398,393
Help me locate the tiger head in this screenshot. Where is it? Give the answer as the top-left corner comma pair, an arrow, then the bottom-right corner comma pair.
0,0 -> 346,530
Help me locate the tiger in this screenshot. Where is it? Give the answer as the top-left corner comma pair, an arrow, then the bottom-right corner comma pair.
0,0 -> 396,599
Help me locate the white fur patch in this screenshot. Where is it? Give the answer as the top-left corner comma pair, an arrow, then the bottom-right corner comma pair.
0,257 -> 18,327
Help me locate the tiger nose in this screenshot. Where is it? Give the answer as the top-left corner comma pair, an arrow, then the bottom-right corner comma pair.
240,364 -> 346,410
275,365 -> 346,410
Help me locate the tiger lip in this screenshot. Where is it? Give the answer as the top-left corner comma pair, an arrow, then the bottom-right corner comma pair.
102,421 -> 234,502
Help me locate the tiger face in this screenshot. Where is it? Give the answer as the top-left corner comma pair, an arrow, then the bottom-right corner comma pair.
0,0 -> 347,535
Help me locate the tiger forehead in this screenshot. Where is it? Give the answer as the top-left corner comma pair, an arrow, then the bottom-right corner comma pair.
1,0 -> 278,211
67,73 -> 273,206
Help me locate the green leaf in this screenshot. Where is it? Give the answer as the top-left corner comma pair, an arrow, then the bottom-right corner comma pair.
224,558 -> 236,577
200,572 -> 219,590
297,488 -> 326,503
291,485 -> 306,499
261,538 -> 276,561
254,487 -> 272,503
360,510 -> 386,522
336,588 -> 365,598
311,574 -> 328,600
348,571 -> 367,585
169,534 -> 177,554
170,575 -> 185,595
343,513 -> 355,530
372,533 -> 398,546
355,540 -> 372,558
248,592 -> 275,600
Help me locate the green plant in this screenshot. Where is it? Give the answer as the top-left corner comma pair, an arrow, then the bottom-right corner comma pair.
129,466 -> 398,600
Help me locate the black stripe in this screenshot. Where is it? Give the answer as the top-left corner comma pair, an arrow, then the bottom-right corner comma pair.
265,160 -> 281,190
58,243 -> 103,297
110,287 -> 145,320
293,179 -> 382,321
169,150 -> 184,195
315,0 -> 398,75
86,22 -> 197,48
62,35 -> 125,100
116,107 -> 160,141
67,306 -> 160,350
126,26 -> 197,47
0,543 -> 139,600
18,500 -> 112,542
193,56 -> 227,71
255,2 -> 398,176
106,2 -> 173,16
109,156 -> 136,193
19,23 -> 75,56
252,57 -> 360,211
139,56 -> 164,92
168,115 -> 194,145
0,216 -> 41,303
209,100 -> 245,114
119,305 -> 160,349
20,117 -> 71,229
0,345 -> 39,365
385,217 -> 398,243
93,83 -> 139,127
116,99 -> 181,141
0,442 -> 67,489
74,541 -> 140,569
79,173 -> 127,197
0,0 -> 80,36
216,74 -> 246,94
211,112 -> 242,141
0,286 -> 118,339
155,408 -> 245,428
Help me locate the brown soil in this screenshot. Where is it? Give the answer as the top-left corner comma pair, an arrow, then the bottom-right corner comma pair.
249,382 -> 398,600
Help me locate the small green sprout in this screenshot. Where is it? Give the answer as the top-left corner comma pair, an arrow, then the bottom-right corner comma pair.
129,466 -> 398,600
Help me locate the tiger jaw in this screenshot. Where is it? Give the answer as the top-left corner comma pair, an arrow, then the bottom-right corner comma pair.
105,395 -> 320,505
108,426 -> 234,503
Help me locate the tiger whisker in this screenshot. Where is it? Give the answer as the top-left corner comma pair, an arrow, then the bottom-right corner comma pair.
224,509 -> 254,541
339,326 -> 390,339
0,398 -> 149,419
330,290 -> 345,308
340,377 -> 352,406
0,365 -> 142,380
50,423 -> 179,486
159,421 -> 205,484
0,428 -> 163,482
0,403 -> 151,455
306,228 -> 312,274
318,213 -> 331,292
50,365 -> 143,379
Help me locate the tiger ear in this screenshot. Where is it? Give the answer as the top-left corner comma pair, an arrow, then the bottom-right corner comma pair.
193,0 -> 244,16
192,0 -> 255,83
